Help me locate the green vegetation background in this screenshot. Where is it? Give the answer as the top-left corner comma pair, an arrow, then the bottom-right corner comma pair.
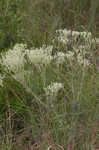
0,0 -> 99,50
0,0 -> 99,149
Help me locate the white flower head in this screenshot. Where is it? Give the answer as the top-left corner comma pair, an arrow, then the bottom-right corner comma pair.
80,31 -> 92,39
72,31 -> 92,40
55,29 -> 72,45
54,29 -> 92,46
26,45 -> 53,65
0,44 -> 26,73
44,82 -> 64,96
13,43 -> 27,52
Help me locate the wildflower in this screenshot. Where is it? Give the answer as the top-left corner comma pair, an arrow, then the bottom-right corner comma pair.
54,29 -> 92,46
80,31 -> 92,39
55,29 -> 71,45
44,82 -> 64,96
72,31 -> 80,36
26,45 -> 53,64
0,44 -> 26,73
13,43 -> 27,53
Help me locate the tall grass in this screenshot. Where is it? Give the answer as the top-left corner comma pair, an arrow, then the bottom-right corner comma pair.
23,0 -> 99,48
0,0 -> 99,150
0,28 -> 98,149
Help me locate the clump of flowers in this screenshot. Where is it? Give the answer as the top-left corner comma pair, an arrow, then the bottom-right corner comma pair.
54,29 -> 92,46
0,28 -> 97,91
44,82 -> 64,97
26,45 -> 53,65
52,29 -> 95,67
0,44 -> 55,90
54,29 -> 72,45
0,44 -> 26,73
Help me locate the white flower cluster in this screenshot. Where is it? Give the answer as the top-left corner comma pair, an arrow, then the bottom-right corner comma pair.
53,29 -> 95,67
72,31 -> 92,43
44,82 -> 64,96
0,44 -> 54,74
55,29 -> 92,45
0,44 -> 26,73
55,29 -> 71,45
26,45 -> 53,64
0,44 -> 54,87
0,28 -> 96,89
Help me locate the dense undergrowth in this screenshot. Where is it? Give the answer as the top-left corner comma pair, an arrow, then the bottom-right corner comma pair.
0,0 -> 99,150
0,29 -> 99,150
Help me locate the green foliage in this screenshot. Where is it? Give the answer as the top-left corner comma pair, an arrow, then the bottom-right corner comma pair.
0,0 -> 98,50
22,0 -> 99,48
0,0 -> 98,149
0,0 -> 27,50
